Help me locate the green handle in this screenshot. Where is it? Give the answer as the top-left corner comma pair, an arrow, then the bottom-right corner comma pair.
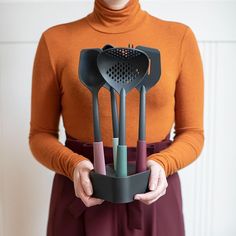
116,145 -> 127,177
112,137 -> 119,171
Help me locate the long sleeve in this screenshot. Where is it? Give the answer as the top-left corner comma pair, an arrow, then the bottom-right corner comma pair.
28,33 -> 89,181
147,26 -> 205,176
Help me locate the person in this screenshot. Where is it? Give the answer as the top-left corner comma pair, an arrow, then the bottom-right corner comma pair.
28,0 -> 204,235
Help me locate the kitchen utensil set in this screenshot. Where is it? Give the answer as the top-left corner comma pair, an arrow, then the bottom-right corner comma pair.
78,44 -> 161,203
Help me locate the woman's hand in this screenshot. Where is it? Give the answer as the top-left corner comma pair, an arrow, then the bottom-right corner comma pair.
134,160 -> 168,205
73,160 -> 104,207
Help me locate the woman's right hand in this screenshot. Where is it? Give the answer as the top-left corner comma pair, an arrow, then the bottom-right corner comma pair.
73,160 -> 104,207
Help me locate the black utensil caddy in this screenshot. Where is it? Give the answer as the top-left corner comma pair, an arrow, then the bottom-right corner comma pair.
89,162 -> 151,203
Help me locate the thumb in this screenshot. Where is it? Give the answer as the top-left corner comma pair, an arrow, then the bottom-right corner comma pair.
148,165 -> 160,191
80,167 -> 93,196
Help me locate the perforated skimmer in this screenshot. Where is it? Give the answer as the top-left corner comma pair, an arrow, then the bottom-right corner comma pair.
97,47 -> 149,177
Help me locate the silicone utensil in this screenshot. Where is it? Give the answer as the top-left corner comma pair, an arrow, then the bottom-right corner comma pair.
102,44 -> 114,51
102,45 -> 119,171
97,47 -> 149,177
135,45 -> 161,172
79,48 -> 106,175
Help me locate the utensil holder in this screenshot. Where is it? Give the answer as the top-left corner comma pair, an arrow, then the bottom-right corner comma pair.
89,162 -> 150,203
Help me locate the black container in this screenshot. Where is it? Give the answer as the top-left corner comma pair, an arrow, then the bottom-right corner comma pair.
89,162 -> 151,203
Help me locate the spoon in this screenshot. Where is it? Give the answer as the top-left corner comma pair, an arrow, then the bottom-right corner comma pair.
102,44 -> 119,171
97,47 -> 149,177
78,48 -> 106,175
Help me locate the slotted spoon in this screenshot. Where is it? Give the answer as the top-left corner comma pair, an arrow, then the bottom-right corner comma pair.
102,44 -> 119,171
97,47 -> 149,177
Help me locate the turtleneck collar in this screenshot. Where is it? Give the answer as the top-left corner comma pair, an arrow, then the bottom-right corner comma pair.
85,0 -> 148,34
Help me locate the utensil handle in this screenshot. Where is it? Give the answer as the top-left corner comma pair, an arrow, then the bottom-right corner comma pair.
139,86 -> 146,140
136,140 -> 147,173
116,145 -> 127,177
119,88 -> 126,145
111,88 -> 119,138
93,92 -> 102,142
93,141 -> 106,175
112,137 -> 119,171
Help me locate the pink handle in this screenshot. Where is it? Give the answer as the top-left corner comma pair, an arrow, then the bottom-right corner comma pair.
93,141 -> 106,175
136,140 -> 147,173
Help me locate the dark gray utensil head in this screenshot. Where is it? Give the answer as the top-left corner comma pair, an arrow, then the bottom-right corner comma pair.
79,48 -> 105,93
97,47 -> 149,94
135,46 -> 161,92
102,44 -> 114,91
102,44 -> 114,51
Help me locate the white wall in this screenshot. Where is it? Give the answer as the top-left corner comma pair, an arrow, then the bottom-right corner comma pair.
0,1 -> 236,236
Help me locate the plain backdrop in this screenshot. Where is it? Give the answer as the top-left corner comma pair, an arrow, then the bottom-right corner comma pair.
0,0 -> 236,235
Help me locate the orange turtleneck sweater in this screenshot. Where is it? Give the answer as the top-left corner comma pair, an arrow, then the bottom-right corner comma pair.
29,0 -> 204,181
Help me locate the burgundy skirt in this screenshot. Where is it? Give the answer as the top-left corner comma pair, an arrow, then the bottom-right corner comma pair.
47,133 -> 185,236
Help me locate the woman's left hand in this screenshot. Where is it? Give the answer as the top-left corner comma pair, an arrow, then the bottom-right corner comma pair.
134,160 -> 168,205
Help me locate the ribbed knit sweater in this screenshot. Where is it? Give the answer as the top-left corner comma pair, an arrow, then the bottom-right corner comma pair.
29,0 -> 204,181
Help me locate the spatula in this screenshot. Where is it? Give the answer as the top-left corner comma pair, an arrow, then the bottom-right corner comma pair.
97,47 -> 149,177
135,45 -> 161,173
79,48 -> 106,175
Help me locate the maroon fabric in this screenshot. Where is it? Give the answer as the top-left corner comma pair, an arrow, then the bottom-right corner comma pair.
47,133 -> 185,236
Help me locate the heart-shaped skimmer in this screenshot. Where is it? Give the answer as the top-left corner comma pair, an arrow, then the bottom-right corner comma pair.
97,47 -> 149,177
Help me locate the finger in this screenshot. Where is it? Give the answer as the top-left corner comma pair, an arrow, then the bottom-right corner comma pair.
81,194 -> 104,207
149,166 -> 161,191
78,182 -> 104,207
146,189 -> 167,205
73,172 -> 81,198
156,170 -> 168,194
134,188 -> 159,202
134,173 -> 167,203
80,169 -> 93,196
135,187 -> 167,205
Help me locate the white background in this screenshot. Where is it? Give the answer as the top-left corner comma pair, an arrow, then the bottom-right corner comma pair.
0,0 -> 236,235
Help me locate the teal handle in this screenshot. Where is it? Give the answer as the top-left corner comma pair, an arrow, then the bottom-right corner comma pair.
116,145 -> 127,177
112,137 -> 119,171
